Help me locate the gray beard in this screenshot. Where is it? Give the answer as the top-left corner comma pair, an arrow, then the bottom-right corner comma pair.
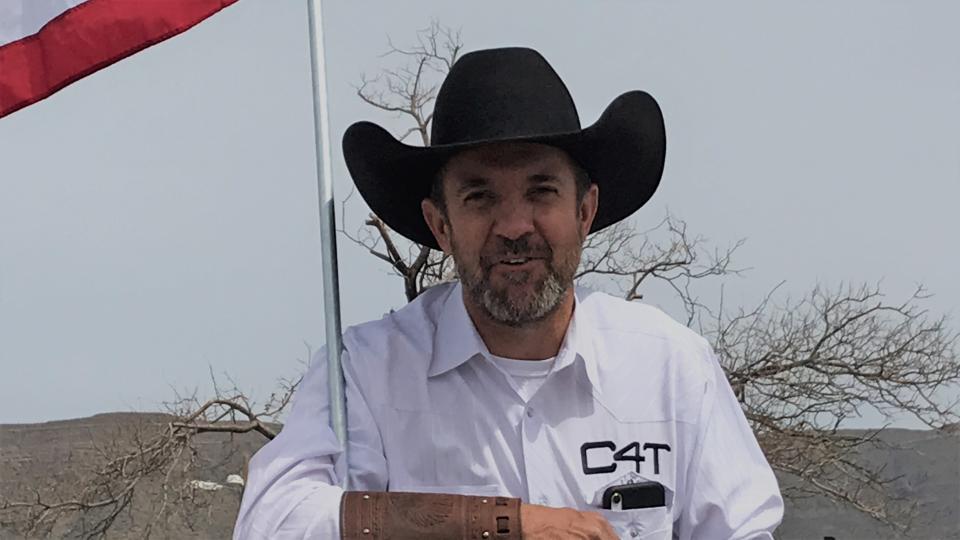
453,240 -> 578,328
466,264 -> 568,327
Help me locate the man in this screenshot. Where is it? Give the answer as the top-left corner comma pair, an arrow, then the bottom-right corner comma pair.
235,47 -> 783,539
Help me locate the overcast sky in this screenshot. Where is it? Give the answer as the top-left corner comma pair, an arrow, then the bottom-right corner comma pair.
1,0 -> 957,425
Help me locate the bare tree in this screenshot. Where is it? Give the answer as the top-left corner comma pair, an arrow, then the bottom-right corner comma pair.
0,364 -> 303,539
340,20 -> 462,301
576,216 -> 746,325
712,283 -> 958,527
348,22 -> 960,532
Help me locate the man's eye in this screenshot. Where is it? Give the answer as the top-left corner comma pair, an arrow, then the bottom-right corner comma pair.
464,191 -> 492,203
530,186 -> 558,197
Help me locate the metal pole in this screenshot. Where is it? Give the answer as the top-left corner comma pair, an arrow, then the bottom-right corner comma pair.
306,0 -> 348,490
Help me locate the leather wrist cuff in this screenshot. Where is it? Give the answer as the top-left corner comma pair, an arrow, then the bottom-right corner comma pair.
340,490 -> 521,540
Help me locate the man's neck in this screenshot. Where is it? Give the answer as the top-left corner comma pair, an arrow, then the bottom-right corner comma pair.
462,288 -> 574,360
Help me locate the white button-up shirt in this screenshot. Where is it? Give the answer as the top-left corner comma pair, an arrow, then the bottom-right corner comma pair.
235,282 -> 783,539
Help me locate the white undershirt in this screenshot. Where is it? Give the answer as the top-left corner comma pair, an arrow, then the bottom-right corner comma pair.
488,354 -> 556,402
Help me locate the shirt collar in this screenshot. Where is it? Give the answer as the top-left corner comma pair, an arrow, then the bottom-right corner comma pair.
554,290 -> 603,395
429,283 -> 603,395
429,282 -> 490,377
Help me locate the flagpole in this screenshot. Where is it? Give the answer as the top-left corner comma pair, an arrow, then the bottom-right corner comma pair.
306,0 -> 348,490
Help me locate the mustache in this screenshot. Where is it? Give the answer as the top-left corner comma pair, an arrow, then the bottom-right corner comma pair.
480,235 -> 553,268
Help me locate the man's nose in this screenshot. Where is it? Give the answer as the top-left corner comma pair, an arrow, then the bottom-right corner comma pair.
490,197 -> 536,240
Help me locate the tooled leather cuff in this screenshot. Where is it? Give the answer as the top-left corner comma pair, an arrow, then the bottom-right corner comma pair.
340,490 -> 521,540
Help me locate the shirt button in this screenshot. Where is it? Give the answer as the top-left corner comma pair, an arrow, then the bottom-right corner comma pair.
630,528 -> 640,538
525,407 -> 534,418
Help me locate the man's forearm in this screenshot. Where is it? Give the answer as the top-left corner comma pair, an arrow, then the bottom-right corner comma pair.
340,491 -> 522,540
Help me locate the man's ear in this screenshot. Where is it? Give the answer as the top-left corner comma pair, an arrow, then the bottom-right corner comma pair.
421,198 -> 453,253
578,183 -> 599,238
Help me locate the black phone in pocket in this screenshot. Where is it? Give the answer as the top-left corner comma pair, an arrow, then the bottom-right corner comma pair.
601,481 -> 665,510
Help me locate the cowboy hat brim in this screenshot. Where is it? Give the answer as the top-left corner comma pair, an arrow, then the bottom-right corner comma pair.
342,90 -> 666,250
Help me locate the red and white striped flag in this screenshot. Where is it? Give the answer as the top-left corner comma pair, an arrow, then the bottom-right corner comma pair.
0,0 -> 238,119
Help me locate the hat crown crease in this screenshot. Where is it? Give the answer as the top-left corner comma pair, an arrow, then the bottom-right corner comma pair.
431,48 -> 581,146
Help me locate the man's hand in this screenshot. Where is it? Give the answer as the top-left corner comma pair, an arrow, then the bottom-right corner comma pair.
520,503 -> 618,539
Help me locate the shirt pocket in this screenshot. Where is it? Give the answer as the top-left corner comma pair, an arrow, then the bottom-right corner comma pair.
598,506 -> 671,539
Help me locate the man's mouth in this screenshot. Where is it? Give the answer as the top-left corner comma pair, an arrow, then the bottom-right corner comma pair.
494,257 -> 543,268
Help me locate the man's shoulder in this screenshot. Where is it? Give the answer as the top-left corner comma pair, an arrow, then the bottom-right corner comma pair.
341,282 -> 453,363
577,287 -> 710,354
577,288 -> 718,425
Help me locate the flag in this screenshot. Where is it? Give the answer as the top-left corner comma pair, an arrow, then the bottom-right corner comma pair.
0,0 -> 239,119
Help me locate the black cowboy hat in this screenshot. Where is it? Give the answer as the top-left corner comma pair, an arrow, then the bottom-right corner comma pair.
342,47 -> 666,250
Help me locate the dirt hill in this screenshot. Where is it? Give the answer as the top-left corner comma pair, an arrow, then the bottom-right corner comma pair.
1,413 -> 957,539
